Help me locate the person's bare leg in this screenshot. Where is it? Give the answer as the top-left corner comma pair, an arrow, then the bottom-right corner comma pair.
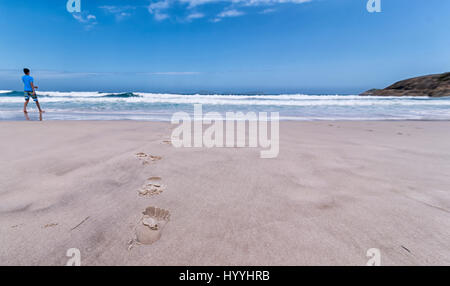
23,99 -> 29,113
35,101 -> 44,113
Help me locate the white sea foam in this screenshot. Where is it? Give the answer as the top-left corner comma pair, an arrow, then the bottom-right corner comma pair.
0,90 -> 12,94
135,92 -> 431,100
1,91 -> 450,121
36,91 -> 107,97
24,90 -> 436,100
1,95 -> 449,106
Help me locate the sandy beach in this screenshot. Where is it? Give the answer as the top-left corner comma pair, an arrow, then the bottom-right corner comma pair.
0,120 -> 449,266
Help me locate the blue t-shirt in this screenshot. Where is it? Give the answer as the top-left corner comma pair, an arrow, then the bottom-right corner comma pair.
22,75 -> 34,92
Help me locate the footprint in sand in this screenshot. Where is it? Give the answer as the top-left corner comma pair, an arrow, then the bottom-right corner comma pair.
136,152 -> 162,165
129,206 -> 171,248
138,177 -> 166,197
148,176 -> 162,181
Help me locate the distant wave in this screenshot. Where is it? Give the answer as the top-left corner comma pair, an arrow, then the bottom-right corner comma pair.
1,98 -> 449,107
102,92 -> 140,98
32,91 -> 436,100
2,90 -> 447,100
36,91 -> 113,97
0,91 -> 449,107
1,90 -> 443,100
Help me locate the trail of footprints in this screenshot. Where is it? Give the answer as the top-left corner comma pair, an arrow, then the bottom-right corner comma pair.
129,153 -> 170,249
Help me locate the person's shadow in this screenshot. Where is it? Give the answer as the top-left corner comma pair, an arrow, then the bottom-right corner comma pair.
24,112 -> 43,121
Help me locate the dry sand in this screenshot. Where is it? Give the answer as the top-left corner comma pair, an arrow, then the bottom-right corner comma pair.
0,120 -> 449,265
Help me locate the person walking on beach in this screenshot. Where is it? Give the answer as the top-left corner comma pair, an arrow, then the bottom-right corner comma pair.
22,68 -> 43,113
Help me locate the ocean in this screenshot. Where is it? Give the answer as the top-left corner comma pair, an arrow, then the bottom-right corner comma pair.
1,90 -> 450,121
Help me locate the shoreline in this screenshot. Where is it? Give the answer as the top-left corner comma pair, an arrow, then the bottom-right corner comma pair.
2,92 -> 450,121
3,113 -> 450,123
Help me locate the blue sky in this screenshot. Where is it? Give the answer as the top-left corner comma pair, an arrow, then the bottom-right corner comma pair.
0,0 -> 449,94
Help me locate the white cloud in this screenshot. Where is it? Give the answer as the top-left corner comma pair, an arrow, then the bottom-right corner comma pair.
154,13 -> 170,20
148,0 -> 171,12
148,0 -> 171,21
213,9 -> 244,22
73,13 -> 96,23
260,8 -> 276,14
187,12 -> 205,20
99,5 -> 136,21
146,0 -> 312,22
179,0 -> 311,7
120,12 -> 132,18
100,5 -> 133,14
178,0 -> 218,8
72,12 -> 97,29
218,9 -> 244,17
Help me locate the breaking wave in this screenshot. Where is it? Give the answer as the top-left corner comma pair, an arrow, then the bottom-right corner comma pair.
0,90 -> 449,120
